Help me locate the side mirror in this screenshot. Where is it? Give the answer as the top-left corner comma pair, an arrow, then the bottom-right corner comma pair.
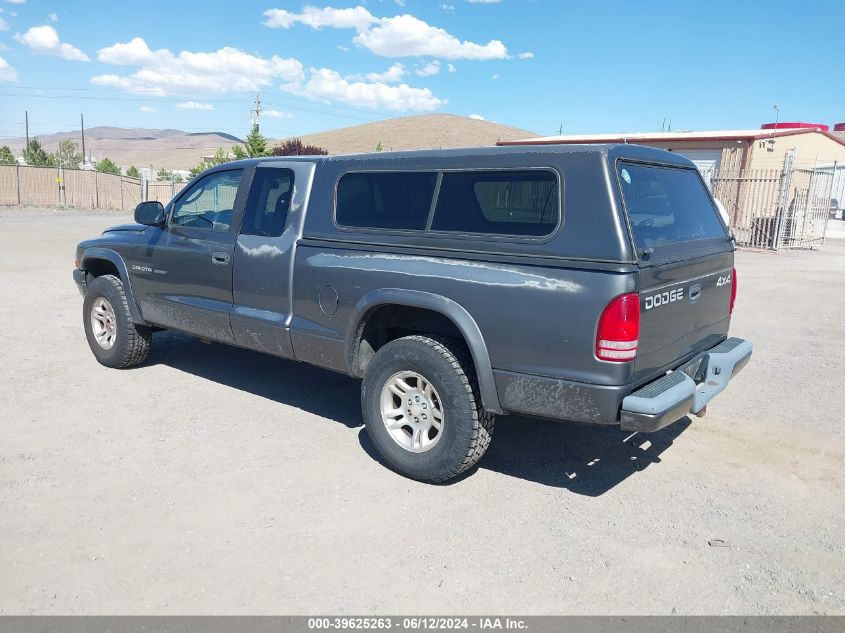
134,201 -> 165,227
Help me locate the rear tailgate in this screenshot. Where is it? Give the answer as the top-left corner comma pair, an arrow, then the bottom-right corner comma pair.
615,160 -> 735,386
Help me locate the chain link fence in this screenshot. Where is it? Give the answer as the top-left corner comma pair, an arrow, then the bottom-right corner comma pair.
704,155 -> 835,250
0,164 -> 185,212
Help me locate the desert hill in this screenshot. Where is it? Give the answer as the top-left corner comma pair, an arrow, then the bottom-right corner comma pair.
0,127 -> 243,171
277,114 -> 535,155
0,115 -> 536,170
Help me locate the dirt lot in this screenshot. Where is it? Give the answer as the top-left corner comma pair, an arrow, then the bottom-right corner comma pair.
1,209 -> 843,615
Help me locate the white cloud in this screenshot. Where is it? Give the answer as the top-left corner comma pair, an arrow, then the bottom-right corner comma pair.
467,0 -> 501,3
48,12 -> 57,22
395,0 -> 405,5
518,51 -> 534,59
468,114 -> 485,120
96,36 -> 160,65
353,14 -> 507,59
263,109 -> 292,119
440,3 -> 455,10
15,25 -> 89,61
491,73 -> 499,80
263,6 -> 376,31
0,54 -> 17,81
176,101 -> 213,111
447,63 -> 456,73
264,5 -> 509,60
353,62 -> 406,83
4,0 -> 26,4
283,67 -> 445,112
92,37 -> 303,95
139,105 -> 156,112
415,60 -> 441,76
0,16 -> 8,30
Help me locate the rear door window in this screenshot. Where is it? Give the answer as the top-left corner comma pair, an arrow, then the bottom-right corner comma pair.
241,168 -> 294,237
617,162 -> 727,250
431,170 -> 559,236
336,172 -> 437,230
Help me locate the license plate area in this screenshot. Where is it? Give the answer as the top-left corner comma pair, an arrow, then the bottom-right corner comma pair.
680,355 -> 708,384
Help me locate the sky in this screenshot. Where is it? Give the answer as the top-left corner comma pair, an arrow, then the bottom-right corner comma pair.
0,0 -> 843,141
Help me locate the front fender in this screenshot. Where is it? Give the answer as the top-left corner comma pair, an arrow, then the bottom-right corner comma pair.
346,288 -> 503,415
79,248 -> 145,324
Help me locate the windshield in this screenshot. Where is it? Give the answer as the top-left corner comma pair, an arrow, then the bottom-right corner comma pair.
617,162 -> 728,251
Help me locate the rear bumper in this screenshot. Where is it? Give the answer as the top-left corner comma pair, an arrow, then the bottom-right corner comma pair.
72,268 -> 87,296
620,337 -> 753,432
494,337 -> 752,430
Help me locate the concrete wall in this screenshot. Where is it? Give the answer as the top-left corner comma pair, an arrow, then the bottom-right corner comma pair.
747,131 -> 845,170
619,139 -> 749,173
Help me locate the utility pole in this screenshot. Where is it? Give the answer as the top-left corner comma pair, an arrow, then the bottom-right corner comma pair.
250,92 -> 262,129
25,110 -> 29,147
558,124 -> 563,136
80,113 -> 86,165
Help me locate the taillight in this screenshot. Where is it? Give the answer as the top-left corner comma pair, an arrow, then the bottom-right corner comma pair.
596,293 -> 640,362
730,266 -> 737,314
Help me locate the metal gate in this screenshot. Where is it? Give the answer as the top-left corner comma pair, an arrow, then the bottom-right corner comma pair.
705,152 -> 836,251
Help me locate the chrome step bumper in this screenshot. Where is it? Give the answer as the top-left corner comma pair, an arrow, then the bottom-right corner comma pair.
620,337 -> 753,433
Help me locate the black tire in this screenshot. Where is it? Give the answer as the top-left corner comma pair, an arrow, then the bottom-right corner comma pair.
82,274 -> 151,368
361,335 -> 495,482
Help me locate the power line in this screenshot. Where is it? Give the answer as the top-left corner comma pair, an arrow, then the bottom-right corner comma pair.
2,86 -> 394,118
9,84 -> 392,113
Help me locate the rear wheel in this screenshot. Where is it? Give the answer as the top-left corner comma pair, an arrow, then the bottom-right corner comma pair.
83,274 -> 151,368
361,335 -> 495,482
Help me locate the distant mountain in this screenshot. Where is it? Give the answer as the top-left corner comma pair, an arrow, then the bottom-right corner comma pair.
274,114 -> 536,155
0,115 -> 536,169
0,127 -> 243,170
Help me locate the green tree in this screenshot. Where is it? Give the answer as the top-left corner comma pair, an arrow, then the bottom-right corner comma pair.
211,147 -> 231,165
53,139 -> 83,169
95,157 -> 121,175
240,123 -> 268,158
125,165 -> 141,179
231,144 -> 247,160
188,147 -> 232,178
375,141 -> 384,152
22,139 -> 55,167
0,145 -> 16,165
156,168 -> 174,181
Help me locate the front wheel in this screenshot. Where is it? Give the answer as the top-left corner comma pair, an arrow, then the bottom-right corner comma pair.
82,274 -> 151,368
361,335 -> 495,482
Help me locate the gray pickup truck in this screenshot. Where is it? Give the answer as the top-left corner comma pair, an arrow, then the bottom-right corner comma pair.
73,145 -> 752,482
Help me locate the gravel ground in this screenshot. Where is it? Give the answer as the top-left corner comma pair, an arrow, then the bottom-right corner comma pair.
1,208 -> 843,615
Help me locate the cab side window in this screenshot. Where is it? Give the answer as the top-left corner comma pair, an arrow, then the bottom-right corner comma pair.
431,170 -> 559,236
171,169 -> 243,231
241,168 -> 295,237
336,172 -> 437,230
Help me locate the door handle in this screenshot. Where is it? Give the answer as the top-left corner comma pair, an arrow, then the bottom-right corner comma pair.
211,252 -> 231,265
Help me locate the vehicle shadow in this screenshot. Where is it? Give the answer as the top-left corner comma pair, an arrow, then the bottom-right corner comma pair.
473,414 -> 689,494
148,332 -> 690,494
358,415 -> 691,495
146,331 -> 363,429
